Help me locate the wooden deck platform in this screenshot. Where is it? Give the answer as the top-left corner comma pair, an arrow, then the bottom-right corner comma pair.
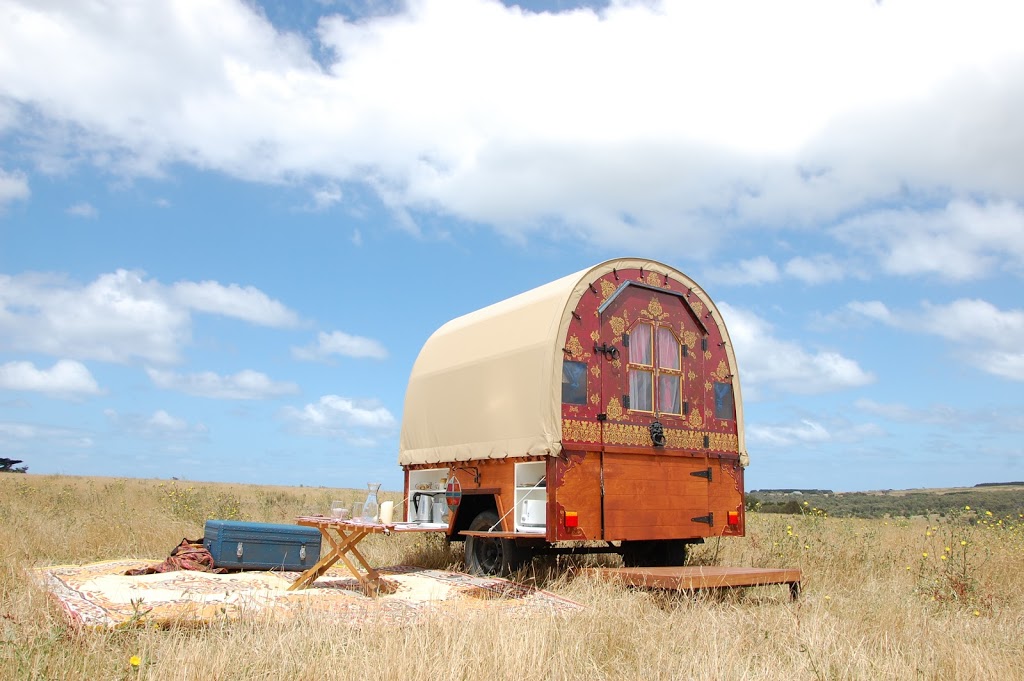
589,566 -> 802,600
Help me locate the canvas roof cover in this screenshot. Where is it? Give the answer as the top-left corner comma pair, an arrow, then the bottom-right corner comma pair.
399,258 -> 747,466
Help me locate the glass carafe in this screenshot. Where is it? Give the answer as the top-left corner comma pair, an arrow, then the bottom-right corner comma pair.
361,482 -> 381,522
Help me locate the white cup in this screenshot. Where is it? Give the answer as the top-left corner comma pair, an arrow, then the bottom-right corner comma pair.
379,500 -> 394,524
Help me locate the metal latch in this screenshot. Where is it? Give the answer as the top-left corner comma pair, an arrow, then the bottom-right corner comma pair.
236,541 -> 244,558
690,467 -> 713,481
299,545 -> 306,561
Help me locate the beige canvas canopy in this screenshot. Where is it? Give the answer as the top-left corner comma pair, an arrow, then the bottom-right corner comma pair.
399,258 -> 748,467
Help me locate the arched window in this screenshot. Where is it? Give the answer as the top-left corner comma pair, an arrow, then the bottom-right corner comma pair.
628,322 -> 682,415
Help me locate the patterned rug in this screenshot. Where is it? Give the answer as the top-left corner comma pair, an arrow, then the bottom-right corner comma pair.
33,561 -> 582,629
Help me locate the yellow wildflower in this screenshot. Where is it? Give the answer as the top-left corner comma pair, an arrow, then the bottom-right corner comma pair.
130,656 -> 141,669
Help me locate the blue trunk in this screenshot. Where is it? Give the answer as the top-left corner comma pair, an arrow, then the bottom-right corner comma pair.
203,520 -> 322,571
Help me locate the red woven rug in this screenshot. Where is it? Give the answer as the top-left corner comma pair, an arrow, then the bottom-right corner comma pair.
33,561 -> 582,629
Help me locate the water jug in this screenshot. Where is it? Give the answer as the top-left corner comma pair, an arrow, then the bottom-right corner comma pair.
415,493 -> 432,522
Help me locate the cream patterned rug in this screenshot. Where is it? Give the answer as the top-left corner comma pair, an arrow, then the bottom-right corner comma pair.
34,561 -> 582,629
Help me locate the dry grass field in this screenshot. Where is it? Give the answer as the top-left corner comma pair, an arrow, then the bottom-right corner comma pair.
1,474 -> 1022,680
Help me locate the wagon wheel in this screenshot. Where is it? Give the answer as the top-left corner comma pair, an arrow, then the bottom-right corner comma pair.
464,510 -> 530,576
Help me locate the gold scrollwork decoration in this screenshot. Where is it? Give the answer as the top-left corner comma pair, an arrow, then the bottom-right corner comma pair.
590,330 -> 601,343
606,397 -> 623,421
601,425 -> 740,452
688,408 -> 704,429
600,280 -> 616,302
609,316 -> 626,337
682,330 -> 697,352
691,300 -> 704,315
712,360 -> 729,381
562,419 -> 601,443
645,271 -> 662,287
603,423 -> 650,447
566,335 -> 584,358
590,364 -> 601,378
641,297 -> 666,320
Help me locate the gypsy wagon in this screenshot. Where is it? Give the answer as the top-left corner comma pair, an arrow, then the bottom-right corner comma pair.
399,258 -> 749,576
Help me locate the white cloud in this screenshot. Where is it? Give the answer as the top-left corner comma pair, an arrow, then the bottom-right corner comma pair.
66,201 -> 97,218
748,417 -> 884,449
0,270 -> 188,364
104,408 -> 208,440
854,399 -> 963,425
146,367 -> 299,399
0,360 -> 101,398
833,199 -> 1024,280
0,1 -> 1021,249
0,270 -> 299,364
0,421 -> 93,448
703,256 -> 779,286
310,184 -> 343,211
292,330 -> 388,361
0,167 -> 29,208
783,254 -> 848,285
172,280 -> 299,327
747,420 -> 831,448
844,297 -> 1024,381
720,302 -> 874,396
282,394 -> 396,440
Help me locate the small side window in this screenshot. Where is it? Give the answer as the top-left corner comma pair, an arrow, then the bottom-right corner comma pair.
562,360 -> 588,405
713,382 -> 735,420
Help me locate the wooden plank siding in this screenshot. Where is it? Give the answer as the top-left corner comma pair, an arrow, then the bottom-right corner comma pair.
602,451 -> 710,540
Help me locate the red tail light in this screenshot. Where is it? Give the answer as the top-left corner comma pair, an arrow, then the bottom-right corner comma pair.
727,511 -> 740,526
564,511 -> 579,528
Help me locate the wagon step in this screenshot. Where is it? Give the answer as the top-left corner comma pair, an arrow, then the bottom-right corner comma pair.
588,565 -> 802,600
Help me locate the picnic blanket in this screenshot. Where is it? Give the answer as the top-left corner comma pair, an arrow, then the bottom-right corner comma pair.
34,561 -> 582,629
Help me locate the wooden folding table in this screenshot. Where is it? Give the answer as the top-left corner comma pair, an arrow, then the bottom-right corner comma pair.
288,516 -> 446,595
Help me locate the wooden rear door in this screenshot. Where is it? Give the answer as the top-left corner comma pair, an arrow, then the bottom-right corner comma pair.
597,280 -> 713,541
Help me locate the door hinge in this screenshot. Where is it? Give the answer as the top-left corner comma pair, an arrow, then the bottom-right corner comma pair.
597,413 -> 607,421
703,434 -> 710,449
622,332 -> 630,347
690,467 -> 712,481
683,401 -> 690,415
691,513 -> 714,526
622,394 -> 630,409
702,337 -> 708,352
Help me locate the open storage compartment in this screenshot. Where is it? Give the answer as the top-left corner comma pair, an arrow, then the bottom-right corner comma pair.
407,467 -> 449,523
514,460 -> 547,533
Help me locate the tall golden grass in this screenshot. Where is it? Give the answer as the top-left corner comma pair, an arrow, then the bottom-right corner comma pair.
1,474 -> 1022,680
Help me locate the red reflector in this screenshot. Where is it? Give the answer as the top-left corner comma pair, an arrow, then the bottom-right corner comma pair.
564,511 -> 579,528
727,511 -> 740,526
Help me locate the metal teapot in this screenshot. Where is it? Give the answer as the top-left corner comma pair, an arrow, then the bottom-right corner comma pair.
415,493 -> 432,522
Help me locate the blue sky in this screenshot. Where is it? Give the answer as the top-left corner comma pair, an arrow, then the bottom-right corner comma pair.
1,0 -> 1022,493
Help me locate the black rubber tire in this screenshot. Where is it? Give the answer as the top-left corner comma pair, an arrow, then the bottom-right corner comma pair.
621,539 -> 689,567
464,510 -> 530,576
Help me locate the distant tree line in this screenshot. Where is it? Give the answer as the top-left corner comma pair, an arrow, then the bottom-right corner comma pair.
747,488 -> 1024,519
974,482 -> 1024,487
0,458 -> 27,474
750,488 -> 835,495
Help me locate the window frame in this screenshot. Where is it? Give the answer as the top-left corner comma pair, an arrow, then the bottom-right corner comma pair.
627,321 -> 684,417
